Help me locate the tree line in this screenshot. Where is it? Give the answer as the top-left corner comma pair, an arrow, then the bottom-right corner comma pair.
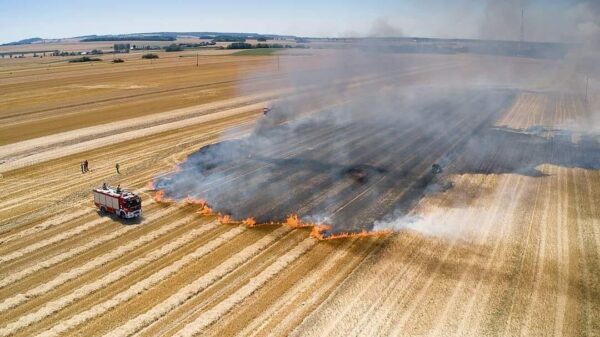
226,43 -> 307,50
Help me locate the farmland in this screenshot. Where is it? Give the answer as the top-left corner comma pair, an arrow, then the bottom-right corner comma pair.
0,46 -> 598,337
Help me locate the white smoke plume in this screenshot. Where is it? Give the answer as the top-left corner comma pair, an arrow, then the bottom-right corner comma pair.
153,3 -> 600,237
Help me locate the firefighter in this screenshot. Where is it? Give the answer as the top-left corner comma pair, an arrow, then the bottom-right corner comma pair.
84,160 -> 89,172
102,182 -> 107,190
115,163 -> 120,174
80,162 -> 85,173
116,184 -> 121,194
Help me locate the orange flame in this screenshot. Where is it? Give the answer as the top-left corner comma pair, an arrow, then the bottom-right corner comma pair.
156,190 -> 392,240
285,214 -> 317,228
145,181 -> 155,190
154,190 -> 165,202
154,190 -> 175,203
243,217 -> 257,227
197,204 -> 213,216
310,224 -> 331,240
285,214 -> 302,228
310,225 -> 393,240
283,214 -> 384,240
219,215 -> 234,224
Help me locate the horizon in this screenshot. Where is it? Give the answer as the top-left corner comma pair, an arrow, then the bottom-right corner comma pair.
3,32 -> 575,46
0,0 -> 593,45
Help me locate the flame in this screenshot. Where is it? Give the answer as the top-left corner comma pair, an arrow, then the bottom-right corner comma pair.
286,214 -> 319,228
197,204 -> 213,216
283,214 -> 381,240
285,214 -> 392,240
310,225 -> 393,241
285,214 -> 303,228
310,224 -> 332,240
154,190 -> 175,203
219,215 -> 234,224
243,217 -> 257,227
151,154 -> 392,239
182,197 -> 214,216
154,191 -> 392,240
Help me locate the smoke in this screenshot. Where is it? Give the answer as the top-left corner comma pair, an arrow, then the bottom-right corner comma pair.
477,0 -> 600,128
368,18 -> 403,38
154,49 -> 520,235
479,0 -> 600,46
570,1 -> 600,47
562,1 -> 600,129
479,0 -> 528,41
153,5 -> 600,238
373,212 -> 478,241
337,18 -> 403,39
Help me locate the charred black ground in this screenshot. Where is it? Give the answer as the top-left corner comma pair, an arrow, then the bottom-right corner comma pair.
154,88 -> 599,233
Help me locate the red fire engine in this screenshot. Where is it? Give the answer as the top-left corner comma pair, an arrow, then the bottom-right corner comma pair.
93,184 -> 142,219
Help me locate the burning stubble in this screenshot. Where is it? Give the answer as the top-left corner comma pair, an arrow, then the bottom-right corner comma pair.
152,74 -> 519,237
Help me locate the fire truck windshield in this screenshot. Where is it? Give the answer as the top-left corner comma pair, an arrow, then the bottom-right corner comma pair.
126,197 -> 141,208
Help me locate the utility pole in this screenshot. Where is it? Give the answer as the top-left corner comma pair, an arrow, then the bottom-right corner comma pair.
518,8 -> 524,56
585,76 -> 589,102
196,52 -> 199,67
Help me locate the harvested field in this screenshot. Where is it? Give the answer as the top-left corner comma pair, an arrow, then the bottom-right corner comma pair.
0,48 -> 599,337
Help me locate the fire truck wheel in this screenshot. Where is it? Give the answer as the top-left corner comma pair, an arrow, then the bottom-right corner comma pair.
119,211 -> 126,218
99,206 -> 107,214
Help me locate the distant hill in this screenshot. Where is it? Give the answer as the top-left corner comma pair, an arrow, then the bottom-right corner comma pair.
80,35 -> 176,42
3,32 -> 299,46
2,37 -> 43,46
138,32 -> 296,40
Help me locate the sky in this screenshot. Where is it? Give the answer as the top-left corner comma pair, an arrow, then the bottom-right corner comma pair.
0,0 -> 583,44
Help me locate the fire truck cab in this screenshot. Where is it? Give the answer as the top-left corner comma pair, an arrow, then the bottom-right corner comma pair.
93,185 -> 142,219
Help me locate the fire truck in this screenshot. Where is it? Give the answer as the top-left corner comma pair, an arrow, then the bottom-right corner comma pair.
93,184 -> 142,219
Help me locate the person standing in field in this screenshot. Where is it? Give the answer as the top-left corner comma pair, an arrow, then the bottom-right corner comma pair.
81,162 -> 85,173
84,160 -> 89,172
115,163 -> 120,174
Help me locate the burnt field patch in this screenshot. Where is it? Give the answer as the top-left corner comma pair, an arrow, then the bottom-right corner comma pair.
154,88 -> 518,233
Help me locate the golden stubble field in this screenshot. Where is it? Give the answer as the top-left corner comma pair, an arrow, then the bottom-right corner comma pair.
0,48 -> 598,337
